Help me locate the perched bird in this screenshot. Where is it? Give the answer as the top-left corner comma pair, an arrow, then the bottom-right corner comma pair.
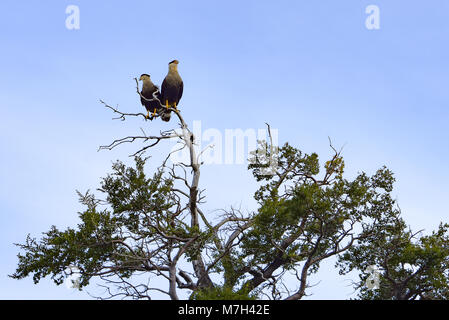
161,60 -> 183,111
139,74 -> 171,122
139,74 -> 160,119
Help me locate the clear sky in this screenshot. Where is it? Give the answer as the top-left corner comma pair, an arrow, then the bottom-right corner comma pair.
0,0 -> 448,299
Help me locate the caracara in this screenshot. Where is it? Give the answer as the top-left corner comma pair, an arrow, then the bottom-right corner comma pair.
139,74 -> 171,122
161,60 -> 183,111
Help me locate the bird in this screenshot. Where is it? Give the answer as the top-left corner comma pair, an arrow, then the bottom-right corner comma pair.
161,60 -> 183,111
138,74 -> 171,122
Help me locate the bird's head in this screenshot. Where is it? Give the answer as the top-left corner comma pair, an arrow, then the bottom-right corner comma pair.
168,60 -> 179,72
139,74 -> 151,81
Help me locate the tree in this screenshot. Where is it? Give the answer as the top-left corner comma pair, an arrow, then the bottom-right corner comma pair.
10,80 -> 449,299
338,220 -> 449,300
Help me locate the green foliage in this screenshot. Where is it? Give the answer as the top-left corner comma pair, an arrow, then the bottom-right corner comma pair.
338,220 -> 449,299
11,157 -> 178,289
191,286 -> 256,300
99,157 -> 176,231
241,142 -> 400,280
11,207 -> 118,287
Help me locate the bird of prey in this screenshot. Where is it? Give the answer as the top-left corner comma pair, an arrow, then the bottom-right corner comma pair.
161,60 -> 183,111
139,74 -> 171,122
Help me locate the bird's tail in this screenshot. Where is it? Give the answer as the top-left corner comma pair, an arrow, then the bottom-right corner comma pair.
158,108 -> 172,122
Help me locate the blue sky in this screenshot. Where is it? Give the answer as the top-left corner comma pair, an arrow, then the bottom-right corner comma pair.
0,0 -> 448,299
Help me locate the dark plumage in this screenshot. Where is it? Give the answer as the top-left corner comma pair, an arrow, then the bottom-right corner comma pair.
139,74 -> 171,122
161,60 -> 183,110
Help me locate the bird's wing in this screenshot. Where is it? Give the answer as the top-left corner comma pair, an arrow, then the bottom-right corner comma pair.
177,80 -> 183,104
140,90 -> 149,107
161,78 -> 168,100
